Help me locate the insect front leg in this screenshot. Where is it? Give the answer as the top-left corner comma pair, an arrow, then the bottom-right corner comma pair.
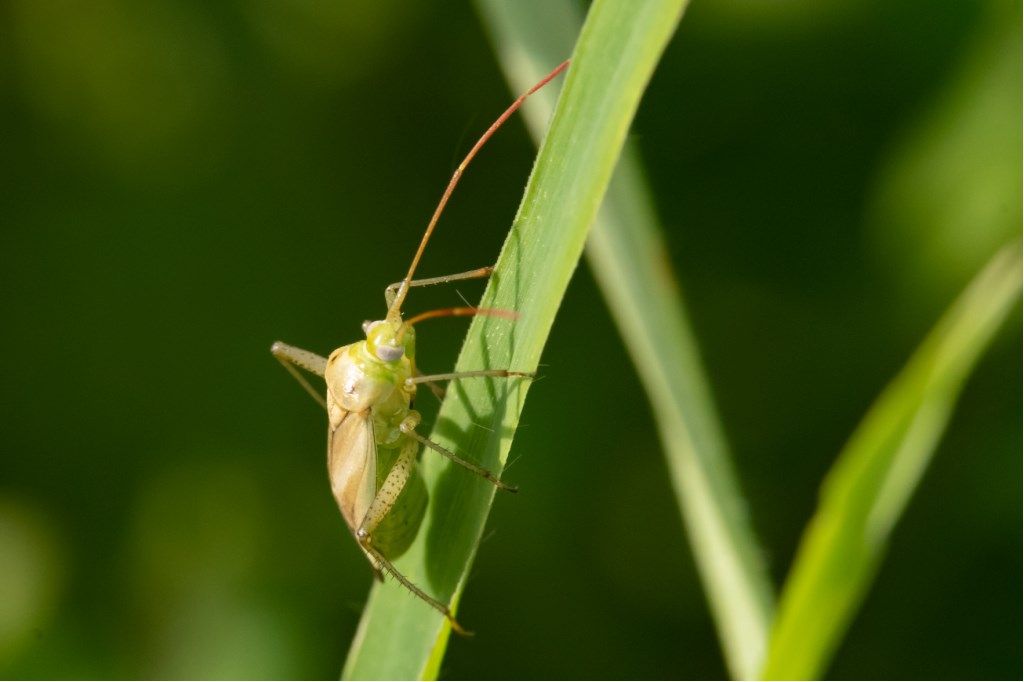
355,442 -> 471,635
406,369 -> 535,387
413,369 -> 447,402
409,368 -> 535,402
384,266 -> 494,308
270,341 -> 328,408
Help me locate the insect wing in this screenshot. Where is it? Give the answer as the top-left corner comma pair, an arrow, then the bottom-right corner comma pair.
327,410 -> 377,533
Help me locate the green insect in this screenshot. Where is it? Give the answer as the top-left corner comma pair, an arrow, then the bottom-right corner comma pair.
271,60 -> 569,634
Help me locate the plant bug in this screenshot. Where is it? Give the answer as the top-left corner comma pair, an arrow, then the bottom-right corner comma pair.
271,60 -> 569,634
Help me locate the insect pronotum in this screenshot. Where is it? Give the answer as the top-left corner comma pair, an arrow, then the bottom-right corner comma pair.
271,60 -> 569,635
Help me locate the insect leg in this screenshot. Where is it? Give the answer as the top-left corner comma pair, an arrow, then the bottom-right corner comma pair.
270,341 -> 327,409
362,544 -> 471,636
407,369 -> 535,387
385,266 -> 493,308
408,368 -> 534,402
402,424 -> 518,493
413,369 -> 448,401
355,444 -> 471,635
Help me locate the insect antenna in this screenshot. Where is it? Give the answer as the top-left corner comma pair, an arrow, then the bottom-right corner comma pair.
385,59 -> 571,323
398,306 -> 517,341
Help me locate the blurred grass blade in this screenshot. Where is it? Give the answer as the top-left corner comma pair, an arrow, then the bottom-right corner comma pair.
761,245 -> 1022,680
476,1 -> 775,677
341,1 -> 687,678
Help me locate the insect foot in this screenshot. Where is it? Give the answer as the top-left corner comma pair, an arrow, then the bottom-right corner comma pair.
447,613 -> 474,638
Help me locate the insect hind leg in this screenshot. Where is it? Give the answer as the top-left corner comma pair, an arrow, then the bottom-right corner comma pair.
355,443 -> 470,635
359,541 -> 471,636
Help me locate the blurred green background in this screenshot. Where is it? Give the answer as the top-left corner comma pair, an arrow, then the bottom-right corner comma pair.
1,0 -> 1019,678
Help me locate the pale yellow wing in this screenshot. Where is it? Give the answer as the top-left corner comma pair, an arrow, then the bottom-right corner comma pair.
327,410 -> 377,533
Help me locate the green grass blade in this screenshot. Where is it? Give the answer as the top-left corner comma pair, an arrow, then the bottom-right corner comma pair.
341,1 -> 688,678
475,1 -> 775,678
761,244 -> 1022,680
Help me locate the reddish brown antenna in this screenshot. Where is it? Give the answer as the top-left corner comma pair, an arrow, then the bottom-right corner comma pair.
398,306 -> 518,341
385,59 -> 570,322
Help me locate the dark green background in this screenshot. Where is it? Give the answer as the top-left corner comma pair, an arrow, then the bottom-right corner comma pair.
1,1 -> 1020,678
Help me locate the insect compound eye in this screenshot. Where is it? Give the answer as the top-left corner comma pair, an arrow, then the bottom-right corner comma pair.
375,343 -> 403,362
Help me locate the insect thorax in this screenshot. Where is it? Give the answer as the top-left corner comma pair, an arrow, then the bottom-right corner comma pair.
325,341 -> 414,445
